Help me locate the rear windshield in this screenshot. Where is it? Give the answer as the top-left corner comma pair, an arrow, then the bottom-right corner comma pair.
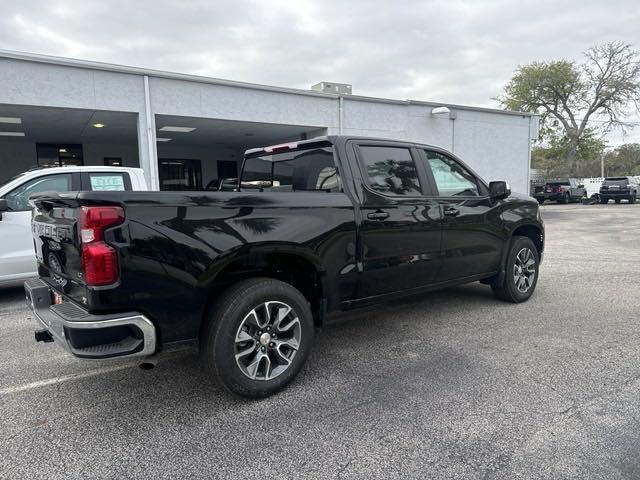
242,143 -> 341,192
546,181 -> 570,186
603,177 -> 629,185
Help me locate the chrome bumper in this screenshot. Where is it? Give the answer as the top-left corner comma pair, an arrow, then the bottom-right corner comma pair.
24,278 -> 156,359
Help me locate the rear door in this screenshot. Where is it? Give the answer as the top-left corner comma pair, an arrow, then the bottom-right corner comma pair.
347,140 -> 443,300
419,148 -> 503,281
0,172 -> 80,281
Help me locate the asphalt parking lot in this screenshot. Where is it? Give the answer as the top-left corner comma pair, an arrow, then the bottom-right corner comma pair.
1,203 -> 639,479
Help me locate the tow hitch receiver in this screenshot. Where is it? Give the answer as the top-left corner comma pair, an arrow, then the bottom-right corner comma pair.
35,329 -> 54,343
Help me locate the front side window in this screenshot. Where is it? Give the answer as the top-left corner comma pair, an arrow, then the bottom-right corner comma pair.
358,146 -> 421,196
242,145 -> 340,192
425,151 -> 480,197
3,174 -> 73,211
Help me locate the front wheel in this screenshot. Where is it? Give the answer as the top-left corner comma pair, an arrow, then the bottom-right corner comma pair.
630,194 -> 636,204
492,236 -> 540,303
559,193 -> 570,204
200,278 -> 314,398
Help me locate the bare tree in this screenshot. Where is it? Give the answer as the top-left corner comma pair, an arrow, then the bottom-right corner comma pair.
501,41 -> 640,169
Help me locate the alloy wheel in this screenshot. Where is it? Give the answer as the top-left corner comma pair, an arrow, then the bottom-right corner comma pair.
234,301 -> 301,381
513,248 -> 536,293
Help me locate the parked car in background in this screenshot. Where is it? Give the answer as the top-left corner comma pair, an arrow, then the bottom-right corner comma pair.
599,176 -> 639,204
534,178 -> 586,204
0,166 -> 147,286
25,136 -> 544,398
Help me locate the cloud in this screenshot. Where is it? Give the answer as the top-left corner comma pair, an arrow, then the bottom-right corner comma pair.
0,0 -> 639,143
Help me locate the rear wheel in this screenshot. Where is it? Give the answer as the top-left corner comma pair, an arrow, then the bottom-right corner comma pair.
600,197 -> 608,204
630,194 -> 636,204
615,199 -> 621,204
200,278 -> 314,398
492,236 -> 539,303
559,193 -> 570,204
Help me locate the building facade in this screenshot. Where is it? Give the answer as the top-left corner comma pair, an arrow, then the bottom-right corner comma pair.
0,50 -> 538,193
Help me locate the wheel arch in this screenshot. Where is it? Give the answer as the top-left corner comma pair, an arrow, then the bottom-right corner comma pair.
201,243 -> 327,327
511,224 -> 544,257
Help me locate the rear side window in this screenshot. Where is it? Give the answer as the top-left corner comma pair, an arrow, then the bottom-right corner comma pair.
88,173 -> 127,191
424,151 -> 480,197
242,145 -> 340,192
358,146 -> 421,196
4,174 -> 73,211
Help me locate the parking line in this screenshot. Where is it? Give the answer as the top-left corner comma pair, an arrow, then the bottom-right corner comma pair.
0,350 -> 192,396
0,363 -> 141,395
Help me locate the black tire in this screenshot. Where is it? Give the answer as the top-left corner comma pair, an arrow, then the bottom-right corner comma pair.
615,199 -> 621,204
600,197 -> 608,204
200,278 -> 314,398
491,236 -> 540,303
537,198 -> 544,205
630,194 -> 636,204
559,193 -> 570,204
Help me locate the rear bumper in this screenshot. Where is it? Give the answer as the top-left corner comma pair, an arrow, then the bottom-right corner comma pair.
535,193 -> 563,201
24,278 -> 156,359
599,191 -> 632,198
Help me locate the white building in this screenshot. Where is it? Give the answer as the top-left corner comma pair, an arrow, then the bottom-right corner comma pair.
0,50 -> 538,193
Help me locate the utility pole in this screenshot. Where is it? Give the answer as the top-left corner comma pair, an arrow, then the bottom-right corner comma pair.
600,152 -> 605,178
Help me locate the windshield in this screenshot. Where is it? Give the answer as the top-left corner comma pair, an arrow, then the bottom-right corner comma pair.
242,143 -> 340,192
0,172 -> 26,191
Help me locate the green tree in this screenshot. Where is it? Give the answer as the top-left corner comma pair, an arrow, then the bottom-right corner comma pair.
603,143 -> 640,176
501,41 -> 640,172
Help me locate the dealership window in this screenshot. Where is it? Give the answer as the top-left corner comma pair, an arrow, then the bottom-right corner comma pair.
424,150 -> 480,197
242,145 -> 340,192
36,144 -> 84,167
358,146 -> 421,196
159,159 -> 202,191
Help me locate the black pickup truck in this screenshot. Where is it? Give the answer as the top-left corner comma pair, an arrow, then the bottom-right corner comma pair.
25,136 -> 544,398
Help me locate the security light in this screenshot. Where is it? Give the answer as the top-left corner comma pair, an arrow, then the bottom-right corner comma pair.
156,138 -> 172,142
431,106 -> 451,115
92,123 -> 105,128
0,132 -> 25,136
159,126 -> 196,133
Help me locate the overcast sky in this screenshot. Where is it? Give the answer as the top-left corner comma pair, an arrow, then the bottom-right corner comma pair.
1,0 -> 639,145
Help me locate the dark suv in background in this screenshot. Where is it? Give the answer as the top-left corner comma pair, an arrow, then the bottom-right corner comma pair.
534,178 -> 586,204
599,176 -> 639,204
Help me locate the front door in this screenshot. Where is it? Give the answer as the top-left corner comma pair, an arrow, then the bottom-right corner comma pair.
348,142 -> 442,300
420,149 -> 503,281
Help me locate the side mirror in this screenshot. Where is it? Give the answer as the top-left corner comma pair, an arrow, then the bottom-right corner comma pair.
489,181 -> 511,199
0,198 -> 7,221
577,184 -> 584,189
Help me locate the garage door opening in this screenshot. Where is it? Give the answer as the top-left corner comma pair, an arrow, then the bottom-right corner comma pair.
0,104 -> 140,183
154,115 -> 327,191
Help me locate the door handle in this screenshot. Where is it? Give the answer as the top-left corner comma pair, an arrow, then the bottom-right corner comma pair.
443,206 -> 460,217
367,210 -> 389,221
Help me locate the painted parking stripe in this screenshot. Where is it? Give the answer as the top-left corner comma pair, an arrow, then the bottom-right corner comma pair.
0,350 -> 192,395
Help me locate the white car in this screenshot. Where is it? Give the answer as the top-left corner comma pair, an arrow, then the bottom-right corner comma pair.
0,166 -> 148,286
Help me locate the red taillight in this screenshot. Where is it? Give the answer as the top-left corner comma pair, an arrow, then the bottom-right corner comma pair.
79,206 -> 124,286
